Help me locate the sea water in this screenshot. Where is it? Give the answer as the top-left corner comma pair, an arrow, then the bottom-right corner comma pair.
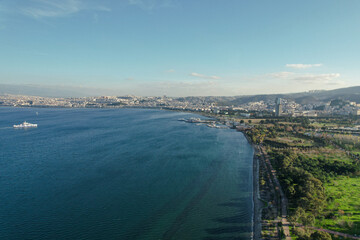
0,107 -> 253,239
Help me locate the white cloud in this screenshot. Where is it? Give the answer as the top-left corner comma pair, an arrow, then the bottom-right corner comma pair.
270,71 -> 343,85
128,0 -> 176,11
190,72 -> 221,80
269,72 -> 294,79
21,0 -> 110,19
292,73 -> 341,84
285,63 -> 323,69
166,69 -> 175,73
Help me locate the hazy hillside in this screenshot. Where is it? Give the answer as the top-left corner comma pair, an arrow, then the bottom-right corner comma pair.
218,86 -> 360,106
0,84 -> 122,98
1,84 -> 359,104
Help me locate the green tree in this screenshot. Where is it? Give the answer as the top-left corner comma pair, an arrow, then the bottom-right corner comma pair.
310,231 -> 331,240
289,207 -> 305,224
303,215 -> 315,226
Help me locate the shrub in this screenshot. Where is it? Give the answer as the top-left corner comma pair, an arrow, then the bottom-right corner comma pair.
310,231 -> 332,240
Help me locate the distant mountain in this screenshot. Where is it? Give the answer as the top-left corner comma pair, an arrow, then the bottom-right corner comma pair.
291,86 -> 360,103
216,86 -> 360,106
311,86 -> 360,102
324,86 -> 360,95
0,84 -> 122,98
1,84 -> 359,105
226,94 -> 287,105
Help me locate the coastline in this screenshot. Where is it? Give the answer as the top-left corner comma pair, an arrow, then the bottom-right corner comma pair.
241,132 -> 262,240
252,145 -> 262,240
183,111 -> 262,239
177,111 -> 263,239
195,113 -> 262,240
7,106 -> 262,239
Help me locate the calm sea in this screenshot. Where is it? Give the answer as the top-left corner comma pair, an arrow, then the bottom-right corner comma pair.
0,107 -> 254,240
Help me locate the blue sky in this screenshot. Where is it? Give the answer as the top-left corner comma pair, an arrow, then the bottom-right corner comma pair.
1,0 -> 359,96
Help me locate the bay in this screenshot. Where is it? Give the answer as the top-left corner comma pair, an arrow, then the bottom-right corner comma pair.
0,107 -> 253,239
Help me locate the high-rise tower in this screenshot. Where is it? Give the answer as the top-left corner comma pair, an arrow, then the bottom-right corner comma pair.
275,98 -> 282,117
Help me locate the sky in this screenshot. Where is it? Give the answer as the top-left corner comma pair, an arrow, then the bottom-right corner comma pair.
0,0 -> 360,96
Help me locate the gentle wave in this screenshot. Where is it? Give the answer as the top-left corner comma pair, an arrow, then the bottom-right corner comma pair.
0,108 -> 254,239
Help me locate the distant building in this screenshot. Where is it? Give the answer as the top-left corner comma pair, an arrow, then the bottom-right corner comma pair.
240,113 -> 251,118
275,98 -> 282,116
352,108 -> 360,116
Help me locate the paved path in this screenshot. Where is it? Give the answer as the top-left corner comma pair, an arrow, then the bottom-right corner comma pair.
311,227 -> 360,239
253,147 -> 262,240
296,224 -> 360,239
260,146 -> 291,240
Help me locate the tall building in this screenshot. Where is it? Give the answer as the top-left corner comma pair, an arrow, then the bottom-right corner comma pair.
275,98 -> 282,116
352,108 -> 360,116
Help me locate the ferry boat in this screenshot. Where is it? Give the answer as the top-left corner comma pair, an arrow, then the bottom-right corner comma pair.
13,121 -> 38,128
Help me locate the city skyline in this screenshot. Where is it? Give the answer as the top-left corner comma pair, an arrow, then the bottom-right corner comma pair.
1,0 -> 360,96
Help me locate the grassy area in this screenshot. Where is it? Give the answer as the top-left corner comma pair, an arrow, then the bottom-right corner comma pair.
278,121 -> 300,125
274,136 -> 314,147
332,133 -> 360,145
316,176 -> 360,235
353,151 -> 360,155
245,118 -> 360,238
289,225 -> 298,239
299,147 -> 354,164
261,220 -> 279,239
234,118 -> 265,124
311,122 -> 340,128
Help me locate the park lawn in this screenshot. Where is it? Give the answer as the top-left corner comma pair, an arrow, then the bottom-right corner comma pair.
316,176 -> 360,235
351,150 -> 360,155
278,121 -> 300,125
275,136 -> 314,147
311,122 -> 339,128
289,225 -> 299,239
232,118 -> 265,124
300,147 -> 354,164
332,133 -> 360,146
311,122 -> 326,128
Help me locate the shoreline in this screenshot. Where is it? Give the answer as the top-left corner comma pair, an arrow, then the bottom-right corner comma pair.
241,132 -> 262,240
190,113 -> 262,240
179,111 -> 263,239
6,106 -> 262,239
182,112 -> 262,239
252,144 -> 262,240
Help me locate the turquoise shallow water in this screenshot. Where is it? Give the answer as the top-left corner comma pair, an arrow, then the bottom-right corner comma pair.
0,107 -> 254,239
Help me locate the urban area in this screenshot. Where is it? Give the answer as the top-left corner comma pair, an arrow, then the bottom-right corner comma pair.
1,94 -> 360,117
2,93 -> 360,240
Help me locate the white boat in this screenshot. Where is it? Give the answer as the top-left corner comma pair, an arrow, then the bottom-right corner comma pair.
186,118 -> 202,123
13,121 -> 38,128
